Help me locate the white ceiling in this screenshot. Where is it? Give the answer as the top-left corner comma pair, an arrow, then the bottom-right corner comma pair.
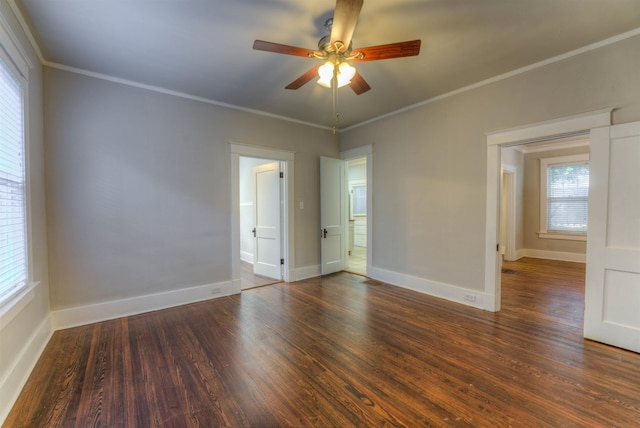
14,0 -> 640,129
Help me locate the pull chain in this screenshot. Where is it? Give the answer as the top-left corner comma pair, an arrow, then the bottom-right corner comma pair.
332,70 -> 339,134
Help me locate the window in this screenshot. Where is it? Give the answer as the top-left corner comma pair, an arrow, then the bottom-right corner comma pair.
351,184 -> 366,216
0,56 -> 27,303
539,153 -> 589,240
349,180 -> 366,219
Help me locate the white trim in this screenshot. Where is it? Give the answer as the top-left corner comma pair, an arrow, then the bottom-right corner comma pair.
231,142 -> 296,161
0,8 -> 32,76
538,232 -> 587,241
487,109 -> 612,146
485,144 -> 502,311
341,144 -> 373,159
230,143 -> 295,286
6,0 -> 43,64
0,282 -> 38,331
519,249 -> 586,263
291,265 -> 322,282
369,267 -> 492,311
240,251 -> 254,264
343,28 -> 639,132
51,280 -> 234,330
485,109 -> 611,312
341,144 -> 373,277
0,314 -> 53,425
514,138 -> 590,154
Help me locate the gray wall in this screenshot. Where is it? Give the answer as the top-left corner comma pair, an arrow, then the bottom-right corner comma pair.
44,68 -> 339,309
340,34 -> 640,292
501,147 -> 525,252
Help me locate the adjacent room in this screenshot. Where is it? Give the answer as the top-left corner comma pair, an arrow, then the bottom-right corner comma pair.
1,0 -> 640,425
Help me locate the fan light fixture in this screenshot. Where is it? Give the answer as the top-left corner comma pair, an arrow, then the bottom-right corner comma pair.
317,60 -> 356,88
252,0 -> 421,133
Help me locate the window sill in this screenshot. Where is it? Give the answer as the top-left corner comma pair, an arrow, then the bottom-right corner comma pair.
0,282 -> 40,331
538,232 -> 587,241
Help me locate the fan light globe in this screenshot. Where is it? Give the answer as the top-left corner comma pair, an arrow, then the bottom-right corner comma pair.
317,62 -> 334,87
336,62 -> 355,88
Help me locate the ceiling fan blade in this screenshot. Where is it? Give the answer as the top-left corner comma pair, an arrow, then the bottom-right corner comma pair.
253,40 -> 320,58
285,65 -> 321,90
352,40 -> 421,62
349,71 -> 371,95
330,0 -> 363,52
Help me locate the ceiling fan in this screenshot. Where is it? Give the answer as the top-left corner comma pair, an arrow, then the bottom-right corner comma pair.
252,0 -> 421,95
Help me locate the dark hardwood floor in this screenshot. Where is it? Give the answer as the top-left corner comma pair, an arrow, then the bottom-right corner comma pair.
5,258 -> 640,427
241,260 -> 281,290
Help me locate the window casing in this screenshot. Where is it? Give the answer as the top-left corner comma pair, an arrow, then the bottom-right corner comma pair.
539,153 -> 589,240
0,31 -> 31,310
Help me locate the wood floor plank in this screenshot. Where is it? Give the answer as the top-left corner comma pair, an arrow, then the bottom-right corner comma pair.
5,258 -> 640,427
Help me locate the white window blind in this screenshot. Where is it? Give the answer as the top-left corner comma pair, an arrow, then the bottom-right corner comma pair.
0,57 -> 27,301
546,162 -> 589,233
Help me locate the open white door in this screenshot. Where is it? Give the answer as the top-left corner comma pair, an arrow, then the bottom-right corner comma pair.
252,161 -> 282,280
320,156 -> 348,275
584,122 -> 640,353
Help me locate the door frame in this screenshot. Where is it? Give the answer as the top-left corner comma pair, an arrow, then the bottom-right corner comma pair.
483,109 -> 612,312
341,144 -> 373,277
230,143 -> 295,292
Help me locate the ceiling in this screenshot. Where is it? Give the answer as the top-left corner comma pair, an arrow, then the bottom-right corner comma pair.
14,0 -> 640,130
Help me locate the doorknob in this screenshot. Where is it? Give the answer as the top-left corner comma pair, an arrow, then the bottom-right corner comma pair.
252,227 -> 256,237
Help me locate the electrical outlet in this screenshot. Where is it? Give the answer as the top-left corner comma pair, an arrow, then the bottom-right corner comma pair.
464,294 -> 476,303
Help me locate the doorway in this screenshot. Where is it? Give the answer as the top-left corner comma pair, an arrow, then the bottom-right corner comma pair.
346,157 -> 367,275
484,108 -> 611,312
341,144 -> 373,277
239,156 -> 283,290
499,139 -> 589,315
230,143 -> 295,293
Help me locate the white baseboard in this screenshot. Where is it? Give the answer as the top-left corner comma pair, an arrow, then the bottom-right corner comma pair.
0,315 -> 53,425
519,249 -> 586,263
369,267 -> 492,311
514,249 -> 527,260
291,265 -> 321,282
52,280 -> 238,330
240,251 -> 254,264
